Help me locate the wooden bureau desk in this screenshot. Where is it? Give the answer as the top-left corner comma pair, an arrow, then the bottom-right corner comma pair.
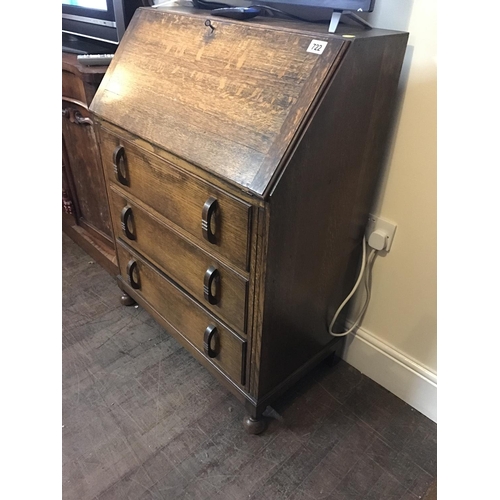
90,7 -> 408,433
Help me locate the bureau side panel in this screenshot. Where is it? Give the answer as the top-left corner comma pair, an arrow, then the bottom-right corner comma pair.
256,33 -> 409,398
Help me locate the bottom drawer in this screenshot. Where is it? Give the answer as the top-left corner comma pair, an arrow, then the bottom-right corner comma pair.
116,241 -> 247,386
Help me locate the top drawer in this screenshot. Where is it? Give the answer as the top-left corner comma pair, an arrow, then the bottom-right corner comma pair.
99,127 -> 252,271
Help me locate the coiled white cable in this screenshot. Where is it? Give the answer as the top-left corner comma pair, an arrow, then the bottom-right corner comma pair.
329,237 -> 377,337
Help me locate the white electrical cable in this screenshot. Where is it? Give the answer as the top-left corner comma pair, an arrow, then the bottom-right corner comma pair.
328,237 -> 377,337
350,246 -> 376,328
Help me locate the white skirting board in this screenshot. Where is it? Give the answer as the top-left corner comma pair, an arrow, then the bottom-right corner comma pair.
341,324 -> 437,422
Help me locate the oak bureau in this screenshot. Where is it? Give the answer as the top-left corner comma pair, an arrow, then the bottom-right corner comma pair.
90,6 -> 408,433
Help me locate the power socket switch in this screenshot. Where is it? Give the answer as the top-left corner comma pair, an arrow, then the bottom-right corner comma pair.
365,214 -> 397,252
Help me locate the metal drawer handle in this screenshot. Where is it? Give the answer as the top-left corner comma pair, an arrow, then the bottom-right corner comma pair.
203,324 -> 219,358
203,265 -> 220,305
113,145 -> 129,186
202,197 -> 218,244
62,107 -> 93,125
73,110 -> 93,126
126,259 -> 141,289
120,205 -> 136,240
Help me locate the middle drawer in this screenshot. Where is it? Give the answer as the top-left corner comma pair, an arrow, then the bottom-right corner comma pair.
109,186 -> 249,334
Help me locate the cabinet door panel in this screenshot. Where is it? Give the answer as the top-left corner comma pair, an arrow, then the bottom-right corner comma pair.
62,101 -> 113,240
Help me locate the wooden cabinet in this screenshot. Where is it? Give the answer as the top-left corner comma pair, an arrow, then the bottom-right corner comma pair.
62,53 -> 117,275
90,7 -> 408,433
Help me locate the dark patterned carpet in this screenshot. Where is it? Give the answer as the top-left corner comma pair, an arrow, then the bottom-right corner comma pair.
62,233 -> 437,500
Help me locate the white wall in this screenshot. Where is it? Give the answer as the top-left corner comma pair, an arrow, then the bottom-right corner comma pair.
343,0 -> 437,420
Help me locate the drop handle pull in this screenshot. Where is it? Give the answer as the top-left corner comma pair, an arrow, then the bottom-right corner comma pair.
113,145 -> 129,186
73,111 -> 93,125
120,205 -> 136,240
202,197 -> 218,244
204,266 -> 220,305
126,259 -> 141,289
203,324 -> 219,358
62,107 -> 93,125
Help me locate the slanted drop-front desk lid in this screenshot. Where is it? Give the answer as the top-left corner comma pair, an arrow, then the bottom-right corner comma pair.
90,7 -> 346,197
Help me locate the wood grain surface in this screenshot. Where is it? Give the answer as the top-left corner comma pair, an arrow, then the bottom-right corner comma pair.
62,54 -> 117,274
99,126 -> 252,270
62,104 -> 113,240
116,241 -> 247,386
256,33 -> 409,398
90,6 -> 409,424
91,8 -> 345,195
109,187 -> 249,334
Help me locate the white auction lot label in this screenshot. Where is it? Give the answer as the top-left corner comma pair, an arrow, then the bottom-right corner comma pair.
306,40 -> 328,55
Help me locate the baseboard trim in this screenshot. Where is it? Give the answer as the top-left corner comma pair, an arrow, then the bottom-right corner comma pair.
341,324 -> 437,422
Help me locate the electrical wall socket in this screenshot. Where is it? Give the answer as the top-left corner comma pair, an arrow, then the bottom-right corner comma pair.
366,214 -> 397,252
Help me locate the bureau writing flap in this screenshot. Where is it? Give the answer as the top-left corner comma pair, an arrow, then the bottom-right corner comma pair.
90,7 -> 345,197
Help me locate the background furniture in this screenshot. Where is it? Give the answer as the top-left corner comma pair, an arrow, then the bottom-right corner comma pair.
90,7 -> 408,433
62,53 -> 117,275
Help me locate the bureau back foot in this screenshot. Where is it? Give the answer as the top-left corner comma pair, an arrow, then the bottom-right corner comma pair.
120,291 -> 136,306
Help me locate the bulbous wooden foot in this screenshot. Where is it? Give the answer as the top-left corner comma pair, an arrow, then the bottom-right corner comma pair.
243,415 -> 267,435
325,350 -> 341,368
120,291 -> 136,306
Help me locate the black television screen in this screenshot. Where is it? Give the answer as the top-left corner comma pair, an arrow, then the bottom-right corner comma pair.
62,0 -> 143,54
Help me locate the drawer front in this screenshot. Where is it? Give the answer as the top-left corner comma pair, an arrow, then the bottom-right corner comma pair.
117,242 -> 247,386
109,187 -> 248,333
100,127 -> 251,271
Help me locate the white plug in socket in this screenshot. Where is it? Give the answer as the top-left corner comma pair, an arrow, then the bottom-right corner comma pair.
366,214 -> 397,252
368,230 -> 387,251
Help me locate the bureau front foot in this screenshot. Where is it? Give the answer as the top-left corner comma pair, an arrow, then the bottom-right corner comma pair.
120,291 -> 136,306
325,349 -> 342,368
243,415 -> 267,435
